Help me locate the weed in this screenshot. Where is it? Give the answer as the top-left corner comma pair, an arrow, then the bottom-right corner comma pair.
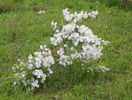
0,3 -> 12,13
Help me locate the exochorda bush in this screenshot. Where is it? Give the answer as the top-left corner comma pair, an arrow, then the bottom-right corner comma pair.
11,8 -> 110,91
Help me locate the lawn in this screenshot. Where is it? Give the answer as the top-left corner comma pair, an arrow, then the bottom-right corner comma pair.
0,0 -> 132,100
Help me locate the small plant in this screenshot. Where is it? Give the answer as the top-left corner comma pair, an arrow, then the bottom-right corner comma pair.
32,5 -> 44,12
32,5 -> 45,14
0,3 -> 12,13
11,8 -> 110,91
120,0 -> 132,8
6,19 -> 24,42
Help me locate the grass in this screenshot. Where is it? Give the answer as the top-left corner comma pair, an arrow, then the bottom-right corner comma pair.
0,0 -> 132,99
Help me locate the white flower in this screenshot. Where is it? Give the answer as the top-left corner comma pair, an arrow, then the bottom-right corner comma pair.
28,64 -> 34,70
88,10 -> 99,18
98,66 -> 109,72
40,45 -> 44,50
71,52 -> 81,59
31,80 -> 39,89
64,44 -> 68,47
38,10 -> 45,14
13,82 -> 17,86
28,55 -> 33,60
57,48 -> 73,66
70,47 -> 74,51
32,69 -> 46,79
57,48 -> 65,55
48,56 -> 55,65
51,21 -> 58,31
48,68 -> 53,74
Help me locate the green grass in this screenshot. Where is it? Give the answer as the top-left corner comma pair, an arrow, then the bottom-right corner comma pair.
0,0 -> 132,100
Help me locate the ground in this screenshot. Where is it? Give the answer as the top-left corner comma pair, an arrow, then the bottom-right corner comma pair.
0,0 -> 132,100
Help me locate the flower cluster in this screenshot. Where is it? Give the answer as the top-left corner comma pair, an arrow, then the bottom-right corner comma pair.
12,45 -> 54,90
57,48 -> 73,66
51,8 -> 110,66
62,8 -> 99,22
12,8 -> 110,90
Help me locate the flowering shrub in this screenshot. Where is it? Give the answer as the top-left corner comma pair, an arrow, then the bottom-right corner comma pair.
12,8 -> 110,90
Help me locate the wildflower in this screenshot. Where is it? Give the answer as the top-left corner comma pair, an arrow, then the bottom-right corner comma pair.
32,69 -> 46,79
38,10 -> 45,14
98,66 -> 110,72
31,80 -> 39,89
